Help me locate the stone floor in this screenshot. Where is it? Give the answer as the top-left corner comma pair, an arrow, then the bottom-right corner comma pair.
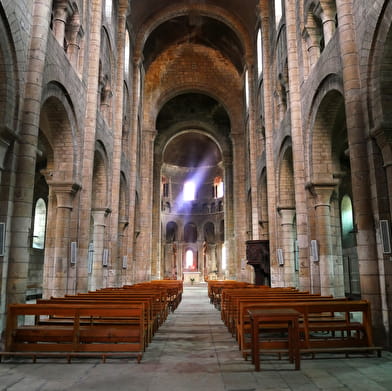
1,285 -> 392,391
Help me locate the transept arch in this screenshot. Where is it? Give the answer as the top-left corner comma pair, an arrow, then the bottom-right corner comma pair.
133,3 -> 252,63
38,87 -> 81,298
276,140 -> 297,287
89,143 -> 110,291
307,86 -> 348,297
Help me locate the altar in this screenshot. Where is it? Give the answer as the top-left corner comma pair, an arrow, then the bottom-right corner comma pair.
183,271 -> 201,283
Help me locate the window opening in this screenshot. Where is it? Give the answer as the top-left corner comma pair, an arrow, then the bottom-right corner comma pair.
124,30 -> 130,74
186,249 -> 194,269
257,28 -> 263,76
275,0 -> 283,26
222,244 -> 227,270
341,195 -> 354,237
183,180 -> 196,201
213,177 -> 224,199
105,0 -> 112,19
32,198 -> 47,249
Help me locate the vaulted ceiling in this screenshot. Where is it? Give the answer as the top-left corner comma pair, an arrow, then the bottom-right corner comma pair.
133,0 -> 256,168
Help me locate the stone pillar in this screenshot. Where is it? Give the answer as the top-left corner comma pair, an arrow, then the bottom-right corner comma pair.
320,1 -> 336,45
177,243 -> 183,280
283,0 -> 310,291
134,128 -> 155,282
303,28 -> 321,68
107,2 -> 128,287
47,182 -> 79,297
310,184 -> 336,296
245,57 -> 262,238
196,240 -> 203,281
126,58 -> 142,283
209,243 -> 217,273
164,243 -> 174,277
90,209 -> 108,291
66,18 -> 81,68
77,0 -> 103,292
53,0 -> 68,47
6,0 -> 52,306
225,139 -> 242,280
278,208 -> 297,287
118,220 -> 128,286
258,1 -> 279,286
336,0 -> 383,338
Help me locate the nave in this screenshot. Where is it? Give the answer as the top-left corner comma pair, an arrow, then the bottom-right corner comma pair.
0,286 -> 391,391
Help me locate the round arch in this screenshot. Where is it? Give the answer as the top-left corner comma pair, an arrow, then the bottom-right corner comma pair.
133,3 -> 252,62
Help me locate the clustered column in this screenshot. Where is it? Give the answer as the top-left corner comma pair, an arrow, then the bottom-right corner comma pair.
279,208 -> 297,287
311,185 -> 336,296
50,183 -> 79,297
52,0 -> 68,47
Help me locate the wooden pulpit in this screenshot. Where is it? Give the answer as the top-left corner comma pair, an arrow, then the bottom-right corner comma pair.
246,240 -> 270,286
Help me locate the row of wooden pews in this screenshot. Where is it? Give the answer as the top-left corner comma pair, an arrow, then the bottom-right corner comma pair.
209,280 -> 382,370
0,280 -> 183,363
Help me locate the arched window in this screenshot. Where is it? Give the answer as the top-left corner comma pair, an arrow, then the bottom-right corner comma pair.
105,0 -> 112,19
32,198 -> 47,249
275,0 -> 283,27
183,180 -> 196,201
341,195 -> 354,246
185,249 -> 194,269
213,176 -> 224,199
124,29 -> 130,75
221,244 -> 227,270
257,28 -> 263,76
244,69 -> 250,108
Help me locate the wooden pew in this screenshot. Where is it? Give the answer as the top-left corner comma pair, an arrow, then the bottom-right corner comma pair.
1,303 -> 145,363
37,297 -> 152,349
69,291 -> 163,339
207,281 -> 250,308
236,300 -> 382,359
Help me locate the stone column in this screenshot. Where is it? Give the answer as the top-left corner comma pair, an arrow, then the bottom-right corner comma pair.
126,58 -> 142,284
164,243 -> 174,277
6,0 -> 52,306
107,1 -> 128,287
320,1 -> 336,45
246,57 -> 262,238
303,28 -> 321,68
336,0 -> 383,337
135,128 -> 155,282
90,209 -> 108,291
77,0 -> 103,292
66,18 -> 81,68
52,0 -> 68,47
47,182 -> 79,297
118,220 -> 128,286
209,243 -> 217,273
224,139 -> 242,280
310,184 -> 336,296
278,208 -> 297,287
283,0 -> 310,291
197,241 -> 204,282
258,1 -> 279,286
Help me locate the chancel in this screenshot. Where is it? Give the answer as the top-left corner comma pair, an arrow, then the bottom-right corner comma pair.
0,0 -> 392,389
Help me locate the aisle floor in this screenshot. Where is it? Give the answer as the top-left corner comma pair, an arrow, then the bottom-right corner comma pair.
1,285 -> 392,391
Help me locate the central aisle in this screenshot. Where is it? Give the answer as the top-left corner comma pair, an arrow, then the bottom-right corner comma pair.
142,285 -> 251,390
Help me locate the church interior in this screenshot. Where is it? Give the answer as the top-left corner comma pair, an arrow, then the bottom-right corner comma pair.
0,0 -> 392,362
